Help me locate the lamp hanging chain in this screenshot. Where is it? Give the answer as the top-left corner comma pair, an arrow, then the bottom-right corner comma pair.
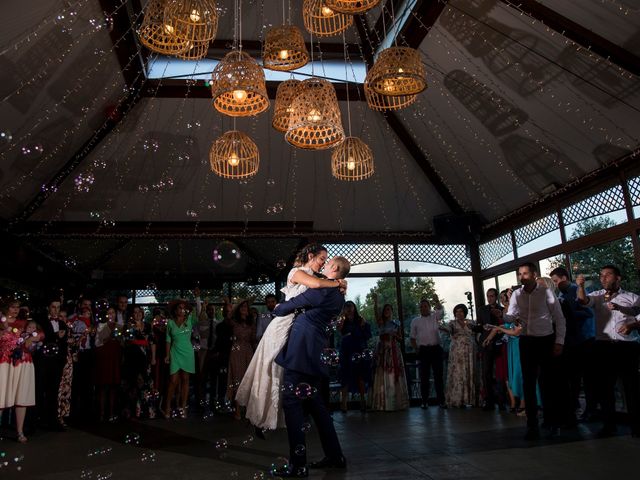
233,0 -> 238,51
390,0 -> 398,47
343,30 -> 352,136
310,29 -> 314,77
381,2 -> 386,39
288,0 -> 291,24
239,0 -> 243,52
282,0 -> 285,24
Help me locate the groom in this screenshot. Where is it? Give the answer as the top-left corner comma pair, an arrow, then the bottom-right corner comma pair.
271,256 -> 351,478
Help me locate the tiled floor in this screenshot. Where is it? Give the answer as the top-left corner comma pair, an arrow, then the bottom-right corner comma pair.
1,407 -> 638,479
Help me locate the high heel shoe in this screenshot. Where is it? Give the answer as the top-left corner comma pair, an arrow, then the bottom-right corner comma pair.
254,425 -> 266,440
17,432 -> 28,443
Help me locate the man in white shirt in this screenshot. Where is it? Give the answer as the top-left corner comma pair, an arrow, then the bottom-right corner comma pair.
256,294 -> 277,343
115,294 -> 130,327
576,265 -> 640,438
507,262 -> 566,440
410,296 -> 446,409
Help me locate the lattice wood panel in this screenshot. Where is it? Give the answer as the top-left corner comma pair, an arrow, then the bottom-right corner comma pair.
629,175 -> 640,207
397,244 -> 471,272
325,244 -> 394,266
562,185 -> 625,225
230,282 -> 276,300
514,213 -> 560,247
479,234 -> 513,270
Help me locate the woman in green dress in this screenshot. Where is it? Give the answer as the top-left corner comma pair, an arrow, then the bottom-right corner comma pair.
163,299 -> 197,418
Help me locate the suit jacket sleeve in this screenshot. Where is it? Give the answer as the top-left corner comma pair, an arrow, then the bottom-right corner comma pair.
273,288 -> 330,316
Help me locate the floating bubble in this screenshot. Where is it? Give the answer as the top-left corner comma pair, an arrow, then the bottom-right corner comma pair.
41,183 -> 58,194
80,469 -> 93,479
212,240 -> 242,268
294,444 -> 306,456
146,283 -> 157,290
65,258 -> 78,268
243,202 -> 253,213
280,382 -> 294,394
276,259 -> 287,269
242,434 -> 254,446
320,348 -> 339,367
95,472 -> 112,480
207,203 -> 217,210
202,412 -> 214,421
269,457 -> 289,475
362,349 -> 374,360
184,137 -> 194,146
351,353 -> 362,363
138,184 -> 149,194
140,451 -> 156,462
143,139 -> 159,152
0,131 -> 13,145
186,210 -> 198,218
124,432 -> 141,445
301,422 -> 311,433
230,472 -> 239,478
294,383 -> 314,399
215,438 -> 228,450
74,173 -> 95,193
43,343 -> 59,357
158,243 -> 169,253
101,219 -> 115,228
21,143 -> 44,158
266,178 -> 275,186
253,472 -> 265,480
89,211 -> 101,219
87,446 -> 112,458
177,153 -> 190,162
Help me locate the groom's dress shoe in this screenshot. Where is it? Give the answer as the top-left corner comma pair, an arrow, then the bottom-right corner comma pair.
308,456 -> 347,469
270,466 -> 308,478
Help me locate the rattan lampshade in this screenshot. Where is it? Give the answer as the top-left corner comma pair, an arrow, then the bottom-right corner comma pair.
211,50 -> 270,117
176,39 -> 210,59
285,78 -> 344,150
303,0 -> 354,37
263,25 -> 309,71
367,46 -> 427,96
364,81 -> 417,111
164,0 -> 218,47
331,136 -> 374,181
272,79 -> 301,132
209,130 -> 259,179
138,0 -> 190,56
324,0 -> 381,14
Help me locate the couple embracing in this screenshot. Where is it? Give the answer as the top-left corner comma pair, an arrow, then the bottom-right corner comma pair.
235,244 -> 350,478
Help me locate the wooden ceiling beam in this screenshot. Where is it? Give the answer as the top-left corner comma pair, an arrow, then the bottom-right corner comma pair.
499,0 -> 640,76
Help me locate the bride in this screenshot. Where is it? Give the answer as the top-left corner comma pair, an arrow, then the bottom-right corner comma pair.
235,243 -> 346,430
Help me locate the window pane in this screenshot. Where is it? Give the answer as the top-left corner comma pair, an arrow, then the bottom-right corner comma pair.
483,278 -> 497,294
569,236 -> 640,293
326,244 -> 395,274
539,255 -> 565,277
497,271 -> 517,292
397,244 -> 471,272
480,234 -> 514,269
562,185 -> 628,240
628,174 -> 640,219
515,213 -> 562,257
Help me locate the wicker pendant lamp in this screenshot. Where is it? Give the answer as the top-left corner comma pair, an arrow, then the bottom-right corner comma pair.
331,136 -> 374,180
176,40 -> 210,59
303,0 -> 353,37
211,50 -> 270,116
366,46 -> 427,96
164,0 -> 218,59
272,79 -> 301,132
285,78 -> 344,149
263,25 -> 309,71
324,0 -> 381,14
209,130 -> 259,179
364,81 -> 417,111
138,0 -> 190,56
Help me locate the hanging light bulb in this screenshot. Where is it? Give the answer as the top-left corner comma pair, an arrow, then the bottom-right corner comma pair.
366,46 -> 427,96
189,9 -> 201,22
263,25 -> 309,71
303,0 -> 353,37
321,5 -> 334,16
307,109 -> 322,122
347,157 -> 356,170
278,49 -> 289,60
331,137 -> 374,181
324,0 -> 381,15
272,79 -> 301,132
228,152 -> 240,166
137,0 -> 190,56
232,89 -> 248,102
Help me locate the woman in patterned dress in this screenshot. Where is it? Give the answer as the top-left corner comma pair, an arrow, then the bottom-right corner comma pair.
442,304 -> 477,408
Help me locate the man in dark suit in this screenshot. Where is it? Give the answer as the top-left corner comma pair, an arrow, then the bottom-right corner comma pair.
35,296 -> 68,430
272,256 -> 351,478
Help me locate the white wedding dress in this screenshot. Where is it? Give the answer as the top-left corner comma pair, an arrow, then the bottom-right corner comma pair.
235,266 -> 312,429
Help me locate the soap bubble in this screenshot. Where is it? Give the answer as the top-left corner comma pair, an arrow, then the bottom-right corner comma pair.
320,348 -> 339,367
212,240 -> 242,268
124,432 -> 141,445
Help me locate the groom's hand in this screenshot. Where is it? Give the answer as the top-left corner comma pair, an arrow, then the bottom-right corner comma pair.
337,279 -> 348,295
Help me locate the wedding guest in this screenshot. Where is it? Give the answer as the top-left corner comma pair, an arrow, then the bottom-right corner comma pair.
442,304 -> 476,408
163,299 -> 198,418
212,301 -> 234,404
123,306 -> 152,418
576,265 -> 640,437
338,301 -> 372,412
227,300 -> 257,419
195,301 -> 217,409
410,296 -> 446,409
150,308 -> 168,397
370,294 -> 409,411
94,307 -> 121,422
256,294 -> 277,343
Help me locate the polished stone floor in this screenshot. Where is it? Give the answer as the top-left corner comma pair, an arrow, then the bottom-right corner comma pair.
1,407 -> 638,479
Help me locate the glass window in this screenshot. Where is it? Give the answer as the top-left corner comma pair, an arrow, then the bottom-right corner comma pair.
483,278 -> 497,295
326,244 -> 395,274
397,244 -> 471,272
562,185 -> 628,240
628,175 -> 640,219
515,213 -> 562,257
539,255 -> 566,278
497,271 -> 518,293
479,234 -> 514,269
569,236 -> 640,293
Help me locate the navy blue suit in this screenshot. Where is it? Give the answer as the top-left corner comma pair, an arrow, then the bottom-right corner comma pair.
274,287 -> 345,469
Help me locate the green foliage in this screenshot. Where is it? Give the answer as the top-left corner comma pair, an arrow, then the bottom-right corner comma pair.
565,217 -> 640,292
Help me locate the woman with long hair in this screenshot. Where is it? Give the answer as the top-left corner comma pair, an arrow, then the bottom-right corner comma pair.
338,301 -> 372,412
94,306 -> 121,422
442,304 -> 477,408
236,243 -> 347,430
370,294 -> 409,411
227,300 -> 256,419
163,299 -> 197,418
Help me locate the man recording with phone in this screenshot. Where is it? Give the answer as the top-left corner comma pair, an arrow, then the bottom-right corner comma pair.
476,288 -> 506,411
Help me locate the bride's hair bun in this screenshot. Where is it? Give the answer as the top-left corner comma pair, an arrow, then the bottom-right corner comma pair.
294,243 -> 327,266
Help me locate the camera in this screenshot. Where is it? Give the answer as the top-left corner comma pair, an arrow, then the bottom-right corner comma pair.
510,285 -> 522,291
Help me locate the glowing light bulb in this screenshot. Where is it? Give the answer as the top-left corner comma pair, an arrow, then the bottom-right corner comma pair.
307,109 -> 322,122
164,24 -> 175,35
321,6 -> 334,16
347,157 -> 356,170
383,79 -> 396,93
232,89 -> 248,102
189,9 -> 201,22
278,49 -> 289,60
228,152 -> 240,166
397,68 -> 404,73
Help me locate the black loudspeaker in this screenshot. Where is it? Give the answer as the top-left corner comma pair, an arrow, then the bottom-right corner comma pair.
433,213 -> 483,243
